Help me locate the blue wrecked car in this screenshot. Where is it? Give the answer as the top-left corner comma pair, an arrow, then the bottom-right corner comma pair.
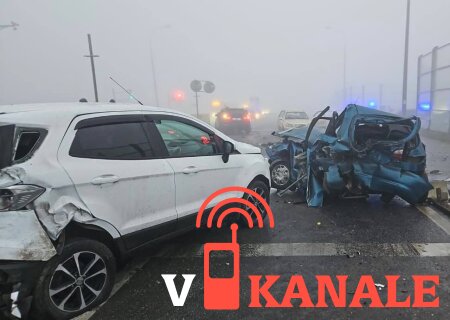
266,104 -> 433,207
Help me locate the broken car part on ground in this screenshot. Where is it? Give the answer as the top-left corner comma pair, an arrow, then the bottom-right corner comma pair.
266,104 -> 433,207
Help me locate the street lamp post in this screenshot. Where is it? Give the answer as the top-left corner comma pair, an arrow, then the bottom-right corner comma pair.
326,26 -> 347,105
401,0 -> 411,115
149,25 -> 171,107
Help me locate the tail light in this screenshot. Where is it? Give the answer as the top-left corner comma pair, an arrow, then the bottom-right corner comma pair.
222,113 -> 231,120
242,113 -> 251,121
393,149 -> 404,161
0,185 -> 45,211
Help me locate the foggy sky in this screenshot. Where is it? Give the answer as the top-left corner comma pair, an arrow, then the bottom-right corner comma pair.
1,0 -> 450,116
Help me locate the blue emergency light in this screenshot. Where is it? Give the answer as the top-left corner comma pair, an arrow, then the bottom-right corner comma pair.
418,103 -> 431,111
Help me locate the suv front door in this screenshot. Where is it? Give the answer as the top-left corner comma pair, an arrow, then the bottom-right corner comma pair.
58,112 -> 176,249
149,114 -> 242,228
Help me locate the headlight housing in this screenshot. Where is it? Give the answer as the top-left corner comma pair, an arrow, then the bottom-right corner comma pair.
0,185 -> 45,211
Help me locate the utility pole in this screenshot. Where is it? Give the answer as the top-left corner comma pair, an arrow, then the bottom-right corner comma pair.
84,34 -> 99,102
401,0 -> 411,115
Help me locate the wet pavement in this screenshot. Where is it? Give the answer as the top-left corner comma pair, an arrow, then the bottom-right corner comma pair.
86,128 -> 450,320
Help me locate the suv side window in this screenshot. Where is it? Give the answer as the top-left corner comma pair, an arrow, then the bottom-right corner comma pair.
154,119 -> 220,157
69,122 -> 155,160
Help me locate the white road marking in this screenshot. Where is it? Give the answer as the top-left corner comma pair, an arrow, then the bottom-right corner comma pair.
75,204 -> 450,319
153,242 -> 450,258
416,205 -> 450,236
414,242 -> 450,257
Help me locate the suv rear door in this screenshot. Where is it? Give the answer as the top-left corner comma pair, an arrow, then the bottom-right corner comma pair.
58,112 -> 177,249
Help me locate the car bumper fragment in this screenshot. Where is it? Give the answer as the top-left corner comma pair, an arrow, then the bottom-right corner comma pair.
0,210 -> 56,261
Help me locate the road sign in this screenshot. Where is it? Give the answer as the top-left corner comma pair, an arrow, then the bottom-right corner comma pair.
190,80 -> 202,92
203,81 -> 215,94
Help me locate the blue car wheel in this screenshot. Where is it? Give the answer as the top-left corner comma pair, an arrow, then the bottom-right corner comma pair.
270,160 -> 291,190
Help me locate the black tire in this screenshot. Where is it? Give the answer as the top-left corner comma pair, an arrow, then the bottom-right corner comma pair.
31,239 -> 116,320
270,160 -> 291,190
239,179 -> 270,228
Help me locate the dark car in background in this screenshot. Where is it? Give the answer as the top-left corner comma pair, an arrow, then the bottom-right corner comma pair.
215,107 -> 251,134
266,104 -> 433,207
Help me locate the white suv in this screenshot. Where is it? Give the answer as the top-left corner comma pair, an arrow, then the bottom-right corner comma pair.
0,103 -> 270,319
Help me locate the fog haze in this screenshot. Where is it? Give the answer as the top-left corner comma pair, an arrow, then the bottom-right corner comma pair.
1,0 -> 450,115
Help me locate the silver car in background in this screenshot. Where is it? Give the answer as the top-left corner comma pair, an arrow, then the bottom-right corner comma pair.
277,110 -> 310,131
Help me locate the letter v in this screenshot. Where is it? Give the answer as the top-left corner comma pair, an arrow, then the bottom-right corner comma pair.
162,274 -> 196,306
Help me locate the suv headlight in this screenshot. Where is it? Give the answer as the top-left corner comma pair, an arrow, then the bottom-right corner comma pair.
0,185 -> 45,211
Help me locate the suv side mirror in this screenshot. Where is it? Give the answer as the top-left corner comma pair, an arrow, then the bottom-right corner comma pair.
222,141 -> 235,163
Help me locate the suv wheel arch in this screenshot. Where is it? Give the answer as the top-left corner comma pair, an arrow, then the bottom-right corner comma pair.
60,222 -> 127,265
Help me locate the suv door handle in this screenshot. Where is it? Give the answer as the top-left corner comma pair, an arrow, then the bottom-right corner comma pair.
182,166 -> 200,174
91,175 -> 120,185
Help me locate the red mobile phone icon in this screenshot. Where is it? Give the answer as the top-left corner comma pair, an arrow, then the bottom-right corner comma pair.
204,224 -> 240,310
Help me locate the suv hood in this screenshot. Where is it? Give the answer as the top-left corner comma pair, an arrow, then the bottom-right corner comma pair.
233,141 -> 261,154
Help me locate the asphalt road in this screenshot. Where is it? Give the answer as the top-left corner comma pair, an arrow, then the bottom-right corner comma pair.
84,128 -> 450,320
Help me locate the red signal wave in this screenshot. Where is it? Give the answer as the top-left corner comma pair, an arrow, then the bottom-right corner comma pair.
196,186 -> 274,229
